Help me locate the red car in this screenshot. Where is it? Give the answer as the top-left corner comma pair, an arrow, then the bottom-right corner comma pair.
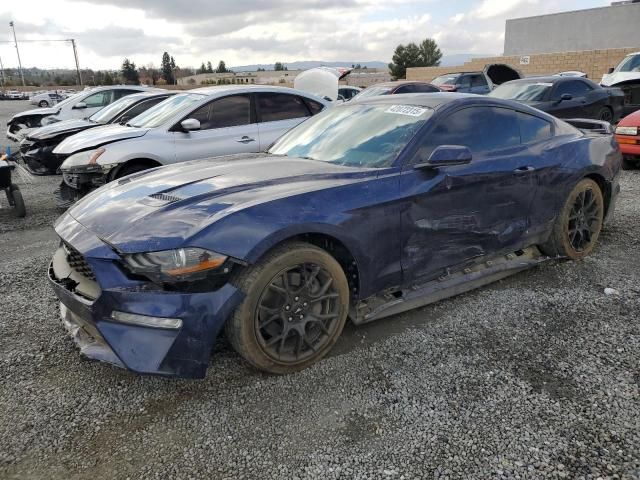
615,110 -> 640,169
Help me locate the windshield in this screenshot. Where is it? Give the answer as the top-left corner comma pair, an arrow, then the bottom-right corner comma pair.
89,95 -> 144,124
355,86 -> 393,99
614,54 -> 640,73
128,93 -> 204,128
489,82 -> 551,102
432,74 -> 460,86
269,103 -> 432,168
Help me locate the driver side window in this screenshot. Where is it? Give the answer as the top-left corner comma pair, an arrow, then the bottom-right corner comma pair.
83,91 -> 111,108
410,107 -> 520,162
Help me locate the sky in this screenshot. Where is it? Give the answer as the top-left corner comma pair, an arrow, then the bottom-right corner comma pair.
0,0 -> 610,71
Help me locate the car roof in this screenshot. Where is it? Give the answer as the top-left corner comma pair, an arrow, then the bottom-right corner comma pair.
369,81 -> 436,88
351,92 -> 560,118
185,84 -> 326,99
506,76 -> 590,84
123,91 -> 174,100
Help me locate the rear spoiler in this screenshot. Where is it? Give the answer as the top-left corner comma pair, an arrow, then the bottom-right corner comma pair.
564,118 -> 614,135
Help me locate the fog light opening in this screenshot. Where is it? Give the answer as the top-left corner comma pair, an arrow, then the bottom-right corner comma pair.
111,311 -> 183,329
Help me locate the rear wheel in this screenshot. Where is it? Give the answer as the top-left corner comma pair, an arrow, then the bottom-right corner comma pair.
226,242 -> 349,374
38,100 -> 49,108
597,106 -> 613,123
9,185 -> 26,218
540,178 -> 603,260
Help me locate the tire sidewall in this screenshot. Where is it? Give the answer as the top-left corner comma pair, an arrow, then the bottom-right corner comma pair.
232,245 -> 349,373
558,179 -> 604,260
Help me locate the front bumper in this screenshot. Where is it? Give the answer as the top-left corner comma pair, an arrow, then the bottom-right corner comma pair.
56,168 -> 109,208
21,144 -> 62,175
48,215 -> 245,378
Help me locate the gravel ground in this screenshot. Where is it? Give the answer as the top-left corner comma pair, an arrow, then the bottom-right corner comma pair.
0,100 -> 639,479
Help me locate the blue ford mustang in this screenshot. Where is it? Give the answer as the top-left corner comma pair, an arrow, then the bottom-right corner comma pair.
49,93 -> 621,378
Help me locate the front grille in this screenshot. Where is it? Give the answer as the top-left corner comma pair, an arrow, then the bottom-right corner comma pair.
64,243 -> 96,280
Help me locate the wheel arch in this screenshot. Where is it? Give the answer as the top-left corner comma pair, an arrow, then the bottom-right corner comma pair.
584,172 -> 611,215
244,228 -> 363,303
109,157 -> 162,180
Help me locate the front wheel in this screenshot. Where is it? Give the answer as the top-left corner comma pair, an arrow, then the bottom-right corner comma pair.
540,178 -> 604,260
38,100 -> 49,108
226,242 -> 350,374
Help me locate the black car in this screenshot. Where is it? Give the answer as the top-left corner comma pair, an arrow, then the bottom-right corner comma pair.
489,76 -> 624,123
19,91 -> 172,175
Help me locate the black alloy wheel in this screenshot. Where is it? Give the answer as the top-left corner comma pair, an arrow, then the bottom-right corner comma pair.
255,263 -> 342,363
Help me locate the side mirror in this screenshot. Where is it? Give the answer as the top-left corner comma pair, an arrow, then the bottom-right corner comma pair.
559,93 -> 573,102
180,118 -> 201,131
608,67 -> 615,74
414,145 -> 472,169
73,101 -> 87,109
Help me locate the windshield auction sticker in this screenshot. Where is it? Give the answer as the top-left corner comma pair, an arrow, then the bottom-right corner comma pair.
385,105 -> 427,117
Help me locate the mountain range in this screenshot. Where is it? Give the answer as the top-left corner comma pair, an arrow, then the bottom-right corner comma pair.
230,54 -> 493,72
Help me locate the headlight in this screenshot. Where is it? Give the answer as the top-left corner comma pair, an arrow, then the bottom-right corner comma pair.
61,147 -> 106,170
615,126 -> 638,136
122,247 -> 229,282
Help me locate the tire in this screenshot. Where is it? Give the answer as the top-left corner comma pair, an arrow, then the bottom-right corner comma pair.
226,241 -> 350,374
597,106 -> 613,123
622,157 -> 636,170
38,100 -> 49,108
540,178 -> 604,260
10,185 -> 26,218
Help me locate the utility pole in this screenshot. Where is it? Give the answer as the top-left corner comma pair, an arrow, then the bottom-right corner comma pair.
0,55 -> 5,92
9,21 -> 25,87
70,39 -> 82,86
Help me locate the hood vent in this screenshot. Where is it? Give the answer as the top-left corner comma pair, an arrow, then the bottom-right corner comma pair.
140,192 -> 185,207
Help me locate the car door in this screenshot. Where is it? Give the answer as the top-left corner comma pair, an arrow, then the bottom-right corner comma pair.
172,93 -> 259,163
455,75 -> 472,93
399,106 -> 538,284
470,74 -> 490,94
256,92 -> 314,150
546,80 -> 592,118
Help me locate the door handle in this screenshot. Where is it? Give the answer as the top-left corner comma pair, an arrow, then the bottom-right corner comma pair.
513,166 -> 536,174
237,136 -> 255,144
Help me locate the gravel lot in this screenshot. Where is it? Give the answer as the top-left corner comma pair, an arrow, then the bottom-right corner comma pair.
0,100 -> 638,480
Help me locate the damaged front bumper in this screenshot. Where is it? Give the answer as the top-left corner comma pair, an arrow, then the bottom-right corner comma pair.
56,166 -> 111,208
48,215 -> 245,378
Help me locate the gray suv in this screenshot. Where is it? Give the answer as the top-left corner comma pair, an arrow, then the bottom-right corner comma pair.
431,64 -> 522,95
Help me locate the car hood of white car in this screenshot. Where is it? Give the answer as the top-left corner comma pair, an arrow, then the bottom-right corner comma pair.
10,106 -> 60,121
27,119 -> 95,141
53,124 -> 150,155
600,71 -> 640,86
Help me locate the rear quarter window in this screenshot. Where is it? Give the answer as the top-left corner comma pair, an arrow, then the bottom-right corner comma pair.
518,112 -> 552,143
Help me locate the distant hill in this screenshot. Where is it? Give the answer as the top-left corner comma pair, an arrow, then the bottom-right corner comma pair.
231,55 -> 494,72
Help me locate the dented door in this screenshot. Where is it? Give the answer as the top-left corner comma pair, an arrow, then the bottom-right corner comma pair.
399,106 -> 538,284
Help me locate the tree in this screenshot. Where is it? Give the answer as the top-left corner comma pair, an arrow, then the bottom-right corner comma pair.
206,61 -> 213,73
216,60 -> 228,73
103,72 -> 114,85
161,52 -> 175,84
274,62 -> 287,71
198,62 -> 206,74
121,58 -> 139,84
419,38 -> 442,68
388,37 -> 442,79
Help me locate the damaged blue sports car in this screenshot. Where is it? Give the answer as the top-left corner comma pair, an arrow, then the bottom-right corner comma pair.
49,93 -> 622,378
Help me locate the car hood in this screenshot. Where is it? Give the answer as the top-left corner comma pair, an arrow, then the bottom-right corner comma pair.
600,71 -> 640,86
53,124 -> 150,154
65,154 -> 377,253
10,106 -> 59,121
27,119 -> 96,141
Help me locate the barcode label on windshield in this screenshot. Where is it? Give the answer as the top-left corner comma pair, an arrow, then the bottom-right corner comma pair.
385,105 -> 427,117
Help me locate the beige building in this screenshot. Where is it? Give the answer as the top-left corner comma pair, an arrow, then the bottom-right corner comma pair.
178,70 -> 303,87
